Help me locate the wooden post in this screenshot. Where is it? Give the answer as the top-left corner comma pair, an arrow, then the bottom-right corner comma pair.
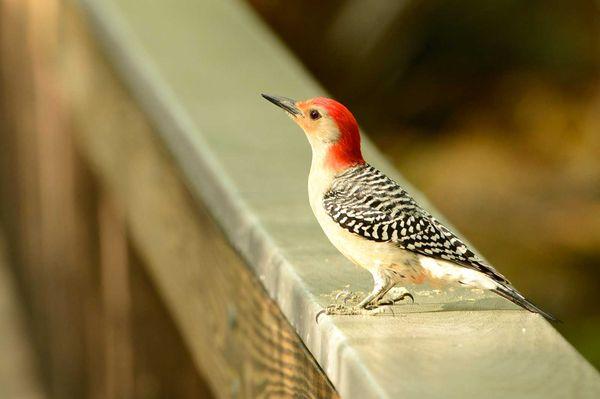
98,194 -> 133,399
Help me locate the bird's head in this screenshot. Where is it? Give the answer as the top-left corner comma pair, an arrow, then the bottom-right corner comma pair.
262,94 -> 364,172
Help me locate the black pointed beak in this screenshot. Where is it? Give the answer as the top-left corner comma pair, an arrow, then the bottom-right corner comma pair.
261,94 -> 301,116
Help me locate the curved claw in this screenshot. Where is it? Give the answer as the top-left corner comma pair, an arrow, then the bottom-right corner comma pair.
376,291 -> 415,307
402,292 -> 415,304
315,309 -> 327,324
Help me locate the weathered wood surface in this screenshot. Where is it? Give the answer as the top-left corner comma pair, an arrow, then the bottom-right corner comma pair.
0,1 -> 101,396
63,6 -> 338,398
78,0 -> 600,398
0,233 -> 46,399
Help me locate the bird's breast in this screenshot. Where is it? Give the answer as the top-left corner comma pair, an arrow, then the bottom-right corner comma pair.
310,200 -> 403,274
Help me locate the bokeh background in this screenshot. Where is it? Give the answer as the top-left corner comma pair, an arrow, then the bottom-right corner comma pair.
248,0 -> 600,367
0,1 -> 598,397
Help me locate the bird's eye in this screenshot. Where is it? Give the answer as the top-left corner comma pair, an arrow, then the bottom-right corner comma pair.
309,110 -> 321,120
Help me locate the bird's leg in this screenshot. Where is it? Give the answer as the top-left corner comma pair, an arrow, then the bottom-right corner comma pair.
369,259 -> 417,307
358,276 -> 392,309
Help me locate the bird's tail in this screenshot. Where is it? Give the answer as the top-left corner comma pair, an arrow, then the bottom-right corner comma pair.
492,284 -> 559,322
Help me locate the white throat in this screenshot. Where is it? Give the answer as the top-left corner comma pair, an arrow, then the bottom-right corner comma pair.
307,141 -> 336,211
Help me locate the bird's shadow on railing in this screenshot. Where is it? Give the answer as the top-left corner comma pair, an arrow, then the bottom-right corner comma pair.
360,296 -> 521,317
440,297 -> 519,312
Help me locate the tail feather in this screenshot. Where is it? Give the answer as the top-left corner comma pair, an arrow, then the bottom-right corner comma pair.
492,284 -> 559,322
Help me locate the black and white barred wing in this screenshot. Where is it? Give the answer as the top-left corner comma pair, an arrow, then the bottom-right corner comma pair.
323,164 -> 508,283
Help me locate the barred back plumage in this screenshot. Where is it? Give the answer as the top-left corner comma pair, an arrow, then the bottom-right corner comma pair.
322,164 -> 508,283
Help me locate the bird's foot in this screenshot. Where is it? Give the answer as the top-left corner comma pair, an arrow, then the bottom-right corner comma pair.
373,286 -> 414,307
328,303 -> 389,315
316,303 -> 390,322
317,286 -> 392,322
333,287 -> 364,305
323,285 -> 365,306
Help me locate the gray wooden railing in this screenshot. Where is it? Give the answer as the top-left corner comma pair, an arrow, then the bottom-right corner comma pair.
0,0 -> 599,398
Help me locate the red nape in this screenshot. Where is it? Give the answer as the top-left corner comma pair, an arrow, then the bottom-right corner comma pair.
312,97 -> 365,171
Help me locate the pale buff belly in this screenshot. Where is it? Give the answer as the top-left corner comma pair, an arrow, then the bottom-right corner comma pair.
311,202 -> 427,284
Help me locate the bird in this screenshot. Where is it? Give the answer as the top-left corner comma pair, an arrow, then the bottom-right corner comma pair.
262,93 -> 556,321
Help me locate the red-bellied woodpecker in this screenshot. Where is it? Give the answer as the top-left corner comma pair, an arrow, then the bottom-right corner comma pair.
262,94 -> 556,321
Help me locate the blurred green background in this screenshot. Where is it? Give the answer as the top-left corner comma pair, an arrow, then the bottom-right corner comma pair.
249,0 -> 600,368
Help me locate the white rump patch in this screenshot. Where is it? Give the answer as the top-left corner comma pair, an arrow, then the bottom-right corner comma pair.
419,257 -> 497,290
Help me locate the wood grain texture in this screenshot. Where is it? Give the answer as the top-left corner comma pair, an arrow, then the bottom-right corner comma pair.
0,233 -> 46,399
98,194 -> 133,399
62,5 -> 338,399
0,2 -> 101,397
129,248 -> 215,399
